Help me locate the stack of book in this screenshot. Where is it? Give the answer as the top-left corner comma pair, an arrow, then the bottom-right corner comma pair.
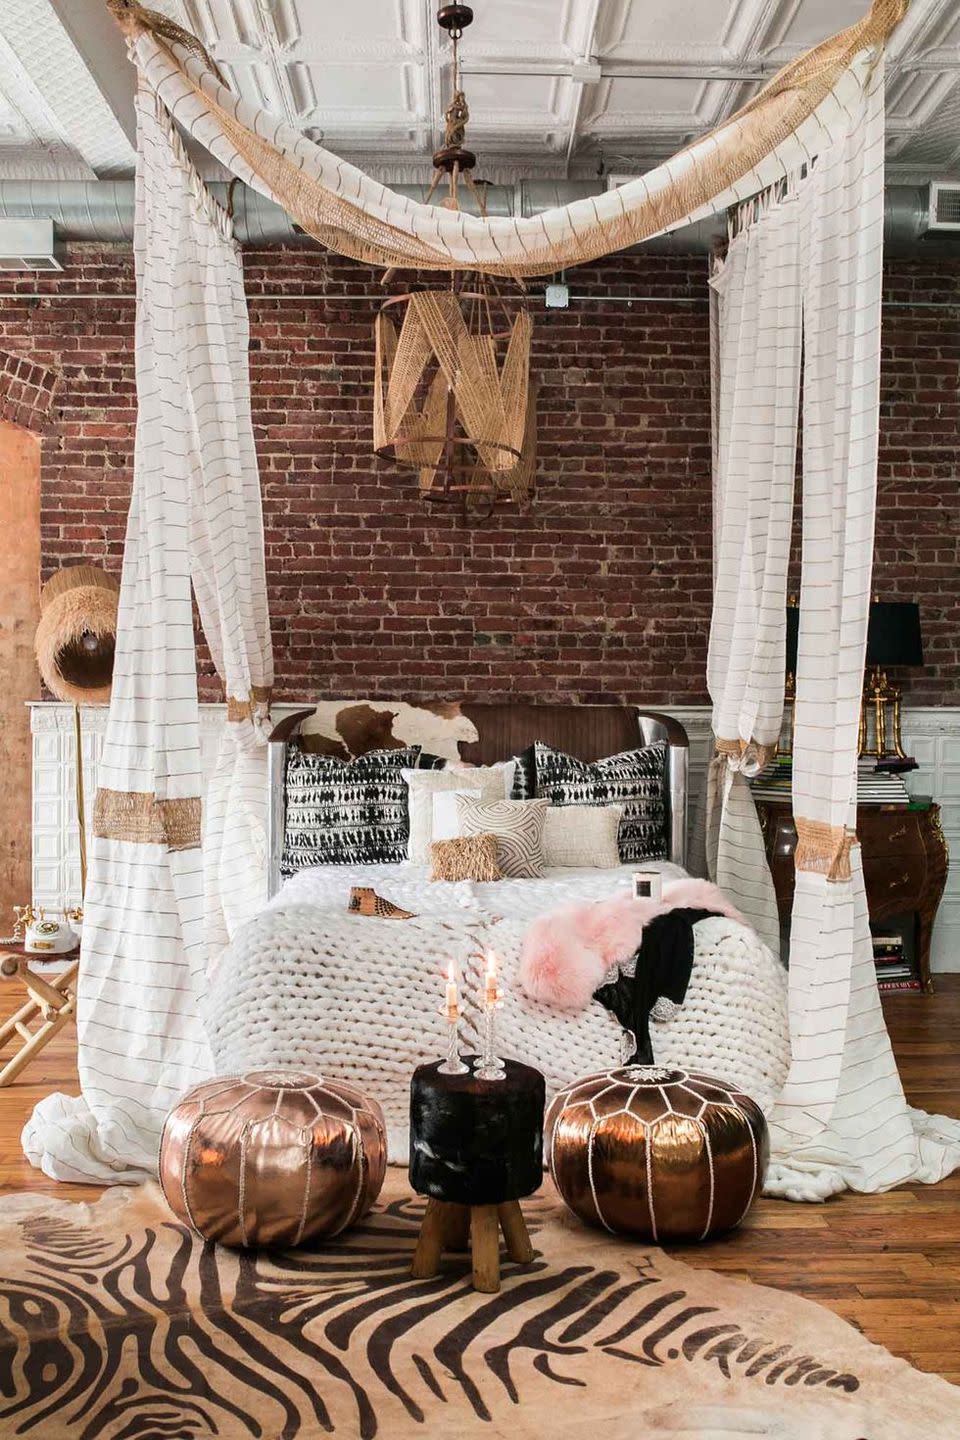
856,758 -> 911,807
872,932 -> 921,992
751,756 -> 911,807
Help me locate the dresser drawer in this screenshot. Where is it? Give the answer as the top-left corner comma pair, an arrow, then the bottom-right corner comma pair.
856,808 -> 925,854
861,851 -> 926,904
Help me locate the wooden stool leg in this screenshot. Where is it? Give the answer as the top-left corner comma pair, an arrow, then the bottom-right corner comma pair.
470,1204 -> 501,1294
443,1202 -> 471,1253
497,1201 -> 534,1264
411,1198 -> 448,1279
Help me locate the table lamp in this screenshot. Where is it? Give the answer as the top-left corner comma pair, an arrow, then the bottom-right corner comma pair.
782,599 -> 922,768
860,601 -> 923,769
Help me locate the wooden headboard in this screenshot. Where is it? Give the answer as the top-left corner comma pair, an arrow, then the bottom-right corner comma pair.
266,702 -> 689,897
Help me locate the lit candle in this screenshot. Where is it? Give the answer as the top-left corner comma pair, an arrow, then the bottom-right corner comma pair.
484,950 -> 499,1006
445,959 -> 459,1017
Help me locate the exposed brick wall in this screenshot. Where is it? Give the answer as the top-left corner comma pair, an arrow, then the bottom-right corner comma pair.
0,346 -> 58,433
0,242 -> 956,705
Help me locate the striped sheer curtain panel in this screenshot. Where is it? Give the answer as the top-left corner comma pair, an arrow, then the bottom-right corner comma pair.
23,83 -> 271,1182
705,200 -> 802,953
766,60 -> 960,1199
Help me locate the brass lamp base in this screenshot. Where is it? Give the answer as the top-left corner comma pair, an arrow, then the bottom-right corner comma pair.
858,665 -> 916,768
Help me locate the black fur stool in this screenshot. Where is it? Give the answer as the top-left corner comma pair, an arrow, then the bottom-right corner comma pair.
408,1056 -> 545,1292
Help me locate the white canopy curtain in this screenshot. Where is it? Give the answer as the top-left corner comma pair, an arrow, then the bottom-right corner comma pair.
23,80 -> 272,1183
705,196 -> 802,955
23,0 -> 940,1188
764,59 -> 960,1200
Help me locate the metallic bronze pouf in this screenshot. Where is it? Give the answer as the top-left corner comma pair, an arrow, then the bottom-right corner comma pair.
159,1070 -> 387,1248
546,1065 -> 768,1242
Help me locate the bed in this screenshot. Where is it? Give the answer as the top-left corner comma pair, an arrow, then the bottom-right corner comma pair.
265,702 -> 691,899
205,702 -> 788,1159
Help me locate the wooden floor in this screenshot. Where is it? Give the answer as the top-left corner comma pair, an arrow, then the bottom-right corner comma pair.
1,978 -> 959,1382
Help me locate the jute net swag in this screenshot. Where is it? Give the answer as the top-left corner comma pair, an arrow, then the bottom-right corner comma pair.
105,0 -> 908,278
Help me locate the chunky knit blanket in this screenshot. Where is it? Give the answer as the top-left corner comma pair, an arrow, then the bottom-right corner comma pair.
205,866 -> 790,1163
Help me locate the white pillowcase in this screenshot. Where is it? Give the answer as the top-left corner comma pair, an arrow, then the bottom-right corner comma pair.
403,763 -> 515,863
541,804 -> 624,869
432,788 -> 481,842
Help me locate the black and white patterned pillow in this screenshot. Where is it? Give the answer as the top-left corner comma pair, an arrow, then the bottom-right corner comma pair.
518,740 -> 667,863
281,746 -> 443,875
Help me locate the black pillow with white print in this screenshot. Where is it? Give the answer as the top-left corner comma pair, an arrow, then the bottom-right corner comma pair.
281,745 -> 444,875
516,739 -> 668,863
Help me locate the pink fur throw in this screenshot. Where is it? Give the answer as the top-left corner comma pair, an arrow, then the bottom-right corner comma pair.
519,879 -> 746,1012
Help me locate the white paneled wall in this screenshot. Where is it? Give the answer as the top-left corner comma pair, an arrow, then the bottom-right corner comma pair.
28,701 -> 958,971
903,711 -> 960,975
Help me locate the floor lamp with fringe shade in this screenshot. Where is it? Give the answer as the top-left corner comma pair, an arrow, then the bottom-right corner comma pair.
34,565 -> 118,904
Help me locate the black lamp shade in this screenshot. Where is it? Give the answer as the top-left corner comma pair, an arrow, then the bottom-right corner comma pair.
785,605 -> 799,675
784,600 -> 922,675
866,602 -> 923,669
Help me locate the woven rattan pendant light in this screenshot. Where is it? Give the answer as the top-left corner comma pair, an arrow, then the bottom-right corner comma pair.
373,4 -> 536,516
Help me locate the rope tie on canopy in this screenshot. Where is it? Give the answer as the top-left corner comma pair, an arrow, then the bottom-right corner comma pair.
226,687 -> 273,723
106,0 -> 226,83
714,737 -> 778,778
793,818 -> 857,883
93,789 -> 202,850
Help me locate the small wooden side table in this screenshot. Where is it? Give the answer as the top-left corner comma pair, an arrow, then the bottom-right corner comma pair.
756,800 -> 948,994
408,1056 -> 545,1294
0,940 -> 80,1086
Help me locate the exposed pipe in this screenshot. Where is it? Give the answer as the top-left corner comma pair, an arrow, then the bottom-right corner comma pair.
0,179 -> 953,256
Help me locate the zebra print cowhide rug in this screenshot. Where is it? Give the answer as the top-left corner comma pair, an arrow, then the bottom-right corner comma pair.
1,1175 -> 957,1440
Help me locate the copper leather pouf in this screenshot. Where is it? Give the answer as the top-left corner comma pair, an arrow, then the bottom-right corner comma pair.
546,1065 -> 768,1242
159,1070 -> 387,1248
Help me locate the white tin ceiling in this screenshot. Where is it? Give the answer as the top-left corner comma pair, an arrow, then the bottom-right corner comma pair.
0,0 -> 956,183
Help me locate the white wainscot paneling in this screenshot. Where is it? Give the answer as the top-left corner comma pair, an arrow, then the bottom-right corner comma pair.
902,710 -> 960,976
28,703 -> 297,916
29,702 -> 958,971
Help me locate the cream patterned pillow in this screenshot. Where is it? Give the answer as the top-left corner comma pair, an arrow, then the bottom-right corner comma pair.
403,766 -> 509,863
456,797 -> 549,879
542,804 -> 624,868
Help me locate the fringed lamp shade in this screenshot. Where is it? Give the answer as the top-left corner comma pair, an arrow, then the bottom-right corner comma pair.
373,284 -> 536,514
35,565 -> 119,705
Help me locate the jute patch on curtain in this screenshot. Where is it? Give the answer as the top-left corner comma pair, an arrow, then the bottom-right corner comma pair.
2,1174 -> 957,1440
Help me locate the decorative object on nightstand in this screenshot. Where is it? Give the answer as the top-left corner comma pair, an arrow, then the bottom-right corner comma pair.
34,564 -> 119,899
408,1055 -> 545,1293
779,598 -> 923,770
860,601 -> 924,769
756,799 -> 948,994
546,1065 -> 768,1241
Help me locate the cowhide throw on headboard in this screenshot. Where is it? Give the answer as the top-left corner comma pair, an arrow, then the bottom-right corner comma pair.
299,701 -> 478,762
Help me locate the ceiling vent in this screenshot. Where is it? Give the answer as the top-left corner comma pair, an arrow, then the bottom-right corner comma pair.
927,182 -> 960,232
0,217 -> 64,271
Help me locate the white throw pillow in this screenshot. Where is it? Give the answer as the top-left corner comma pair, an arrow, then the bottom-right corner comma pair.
456,796 -> 549,879
542,804 -> 623,869
432,787 -> 481,842
403,766 -> 509,862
